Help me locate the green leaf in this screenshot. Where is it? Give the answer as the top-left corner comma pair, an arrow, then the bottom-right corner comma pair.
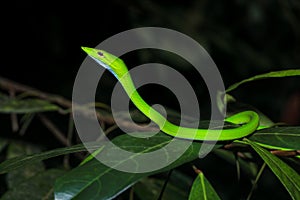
0,142 -> 104,174
245,139 -> 300,200
188,170 -> 221,200
54,132 -> 222,200
226,69 -> 300,93
0,169 -> 65,200
0,97 -> 59,113
249,127 -> 300,150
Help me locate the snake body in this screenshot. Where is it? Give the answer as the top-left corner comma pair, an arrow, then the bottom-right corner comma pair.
82,47 -> 260,141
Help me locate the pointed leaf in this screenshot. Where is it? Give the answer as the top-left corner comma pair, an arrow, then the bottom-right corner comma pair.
188,170 -> 221,200
246,139 -> 300,200
226,69 -> 300,93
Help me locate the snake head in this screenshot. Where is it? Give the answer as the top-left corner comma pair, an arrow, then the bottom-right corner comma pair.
81,47 -> 128,79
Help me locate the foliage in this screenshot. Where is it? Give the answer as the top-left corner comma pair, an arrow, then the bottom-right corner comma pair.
0,69 -> 299,199
1,1 -> 300,199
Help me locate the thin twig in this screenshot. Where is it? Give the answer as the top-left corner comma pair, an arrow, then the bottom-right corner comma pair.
129,187 -> 134,200
37,113 -> 85,160
42,187 -> 54,200
38,114 -> 69,146
0,76 -> 158,133
234,152 -> 242,199
246,163 -> 266,200
271,150 -> 298,157
66,113 -> 74,146
0,76 -> 71,107
234,152 -> 241,182
0,76 -> 106,121
157,170 -> 173,200
19,113 -> 35,136
63,113 -> 75,169
192,165 -> 202,174
9,89 -> 19,132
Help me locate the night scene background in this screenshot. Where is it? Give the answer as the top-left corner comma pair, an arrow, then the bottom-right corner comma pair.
0,0 -> 300,199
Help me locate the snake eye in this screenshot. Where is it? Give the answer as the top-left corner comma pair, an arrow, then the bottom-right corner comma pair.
98,51 -> 104,57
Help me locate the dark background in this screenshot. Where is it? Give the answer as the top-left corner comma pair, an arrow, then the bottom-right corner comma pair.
1,0 -> 299,121
1,0 -> 300,199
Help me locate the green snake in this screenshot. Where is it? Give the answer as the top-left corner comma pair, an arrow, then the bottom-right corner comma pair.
82,47 -> 260,141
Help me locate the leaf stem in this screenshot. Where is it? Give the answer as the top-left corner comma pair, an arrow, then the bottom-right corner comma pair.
157,170 -> 173,200
246,162 -> 266,200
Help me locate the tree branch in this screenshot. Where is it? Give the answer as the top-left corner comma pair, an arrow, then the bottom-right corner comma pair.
0,76 -> 158,134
